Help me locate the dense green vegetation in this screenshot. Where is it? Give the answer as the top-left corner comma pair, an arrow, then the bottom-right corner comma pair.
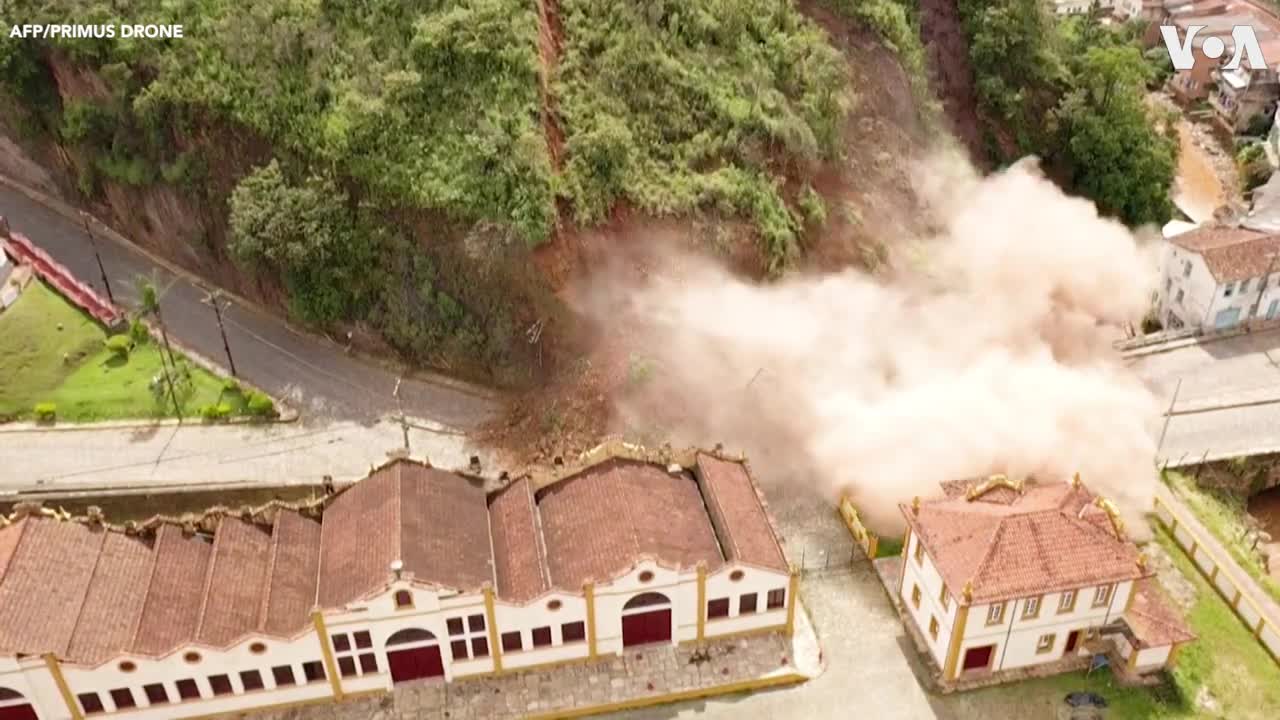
957,2 -> 1176,226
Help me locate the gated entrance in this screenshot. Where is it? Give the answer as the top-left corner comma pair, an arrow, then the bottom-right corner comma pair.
621,592 -> 672,647
385,628 -> 444,683
0,688 -> 36,720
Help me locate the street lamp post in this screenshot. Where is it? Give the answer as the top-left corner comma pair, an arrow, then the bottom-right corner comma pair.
201,289 -> 237,377
80,212 -> 115,305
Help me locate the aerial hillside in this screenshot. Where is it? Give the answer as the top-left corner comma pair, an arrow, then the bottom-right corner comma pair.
0,0 -> 938,385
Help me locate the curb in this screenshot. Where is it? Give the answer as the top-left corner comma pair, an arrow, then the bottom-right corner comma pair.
0,411 -> 299,433
0,171 -> 505,403
0,478 -> 338,500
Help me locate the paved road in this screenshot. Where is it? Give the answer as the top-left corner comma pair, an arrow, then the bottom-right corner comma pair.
0,183 -> 502,428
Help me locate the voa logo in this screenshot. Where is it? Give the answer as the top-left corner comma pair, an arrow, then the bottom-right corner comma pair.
1160,25 -> 1269,71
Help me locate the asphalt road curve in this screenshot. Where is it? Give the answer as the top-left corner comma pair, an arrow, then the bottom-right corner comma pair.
0,185 -> 502,428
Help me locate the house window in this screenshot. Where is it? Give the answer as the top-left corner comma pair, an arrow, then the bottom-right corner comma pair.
911,585 -> 921,609
562,621 -> 586,643
447,615 -> 490,660
928,616 -> 939,640
143,683 -> 169,705
1175,289 -> 1185,303
532,626 -> 553,648
175,679 -> 201,700
986,602 -> 1006,626
331,634 -> 351,652
78,693 -> 104,715
1225,282 -> 1235,297
272,666 -> 297,687
302,661 -> 327,684
1023,596 -> 1042,619
1093,584 -> 1114,608
1165,278 -> 1172,292
1184,261 -> 1192,277
395,590 -> 413,609
1243,278 -> 1253,293
708,598 -> 730,618
1036,633 -> 1056,654
339,656 -> 358,678
739,593 -> 758,615
914,539 -> 925,565
109,689 -> 136,710
240,670 -> 264,692
354,631 -> 372,649
332,631 -> 380,675
208,674 -> 233,696
1059,589 -> 1078,613
502,631 -> 523,652
766,588 -> 786,610
939,585 -> 951,611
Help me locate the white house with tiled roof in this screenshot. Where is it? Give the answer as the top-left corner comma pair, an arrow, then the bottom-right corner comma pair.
0,444 -> 796,720
1158,226 -> 1280,330
897,475 -> 1193,686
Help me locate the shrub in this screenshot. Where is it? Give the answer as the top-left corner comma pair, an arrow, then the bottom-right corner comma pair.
104,334 -> 133,358
129,318 -> 150,344
245,391 -> 276,417
199,403 -> 233,422
221,378 -> 243,394
33,402 -> 56,422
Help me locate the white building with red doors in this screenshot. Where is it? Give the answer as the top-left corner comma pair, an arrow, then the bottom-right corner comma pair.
896,474 -> 1194,686
0,444 -> 796,720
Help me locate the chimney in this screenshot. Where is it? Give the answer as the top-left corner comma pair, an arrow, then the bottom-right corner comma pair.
390,559 -> 404,581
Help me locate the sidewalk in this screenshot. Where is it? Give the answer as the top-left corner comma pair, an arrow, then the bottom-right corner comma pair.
0,418 -> 487,492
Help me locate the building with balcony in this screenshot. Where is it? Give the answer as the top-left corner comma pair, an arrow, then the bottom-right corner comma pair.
0,445 -> 796,720
896,475 -> 1193,686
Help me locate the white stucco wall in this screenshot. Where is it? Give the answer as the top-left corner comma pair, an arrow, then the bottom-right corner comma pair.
899,533 -> 958,669
1160,242 -> 1280,329
1136,644 -> 1173,669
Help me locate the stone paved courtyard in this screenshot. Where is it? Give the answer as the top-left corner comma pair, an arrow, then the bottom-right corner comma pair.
238,610 -> 820,720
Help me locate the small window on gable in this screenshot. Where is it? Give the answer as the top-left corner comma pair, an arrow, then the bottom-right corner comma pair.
728,569 -> 745,582
395,590 -> 413,609
118,660 -> 137,673
143,683 -> 169,705
78,693 -> 105,715
249,641 -> 267,654
272,666 -> 297,687
110,688 -> 136,710
183,651 -> 201,664
639,570 -> 656,583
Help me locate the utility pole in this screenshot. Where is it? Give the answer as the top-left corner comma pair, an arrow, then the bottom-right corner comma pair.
201,289 -> 237,377
80,212 -> 115,305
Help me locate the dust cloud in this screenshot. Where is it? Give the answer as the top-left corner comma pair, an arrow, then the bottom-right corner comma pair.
582,155 -> 1163,534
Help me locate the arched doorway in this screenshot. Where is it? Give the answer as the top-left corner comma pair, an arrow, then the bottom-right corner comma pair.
0,687 -> 37,720
385,628 -> 444,683
621,592 -> 672,647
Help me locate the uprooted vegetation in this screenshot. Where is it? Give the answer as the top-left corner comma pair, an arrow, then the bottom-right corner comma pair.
0,0 -> 933,385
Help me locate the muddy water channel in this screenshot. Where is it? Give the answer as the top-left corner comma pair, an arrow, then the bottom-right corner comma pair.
1173,121 -> 1228,223
1248,486 -> 1280,581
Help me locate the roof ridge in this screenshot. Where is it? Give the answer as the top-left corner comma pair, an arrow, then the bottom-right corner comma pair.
394,462 -> 404,576
696,458 -> 740,563
313,495 -> 329,610
62,524 -> 110,656
128,526 -> 167,653
970,517 -> 1011,590
256,511 -> 285,632
0,516 -> 33,597
526,478 -> 553,593
193,519 -> 227,642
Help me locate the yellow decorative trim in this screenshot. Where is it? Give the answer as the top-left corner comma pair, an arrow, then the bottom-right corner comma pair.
784,567 -> 800,637
1234,590 -> 1243,608
965,474 -> 1023,501
484,585 -> 503,673
897,527 -> 912,596
311,610 -> 344,701
1210,566 -> 1219,581
1094,497 -> 1126,540
44,653 -> 84,720
585,582 -> 598,660
523,672 -> 809,720
1127,645 -> 1140,671
1123,581 -> 1137,615
1257,618 -> 1266,639
942,604 -> 970,681
696,564 -> 707,642
179,688 -> 387,720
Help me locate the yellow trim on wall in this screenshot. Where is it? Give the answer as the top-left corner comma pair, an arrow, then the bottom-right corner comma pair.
44,653 -> 84,720
311,610 -> 344,701
523,672 -> 809,720
784,567 -> 800,636
483,585 -> 504,673
696,564 -> 707,642
585,582 -> 598,660
898,527 -> 912,596
942,604 -> 970,682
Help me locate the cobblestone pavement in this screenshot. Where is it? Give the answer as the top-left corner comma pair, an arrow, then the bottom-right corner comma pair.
245,626 -> 815,720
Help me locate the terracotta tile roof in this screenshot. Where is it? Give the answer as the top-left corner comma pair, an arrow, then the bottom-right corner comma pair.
489,478 -> 551,603
1169,226 -> 1280,282
537,459 -> 725,588
695,454 -> 788,572
0,518 -> 102,656
258,510 -> 322,635
66,531 -> 154,665
1126,578 -> 1196,648
901,480 -> 1147,604
319,460 -> 493,608
196,518 -> 273,646
131,525 -> 214,656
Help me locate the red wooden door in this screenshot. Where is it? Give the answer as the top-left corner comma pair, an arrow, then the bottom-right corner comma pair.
387,645 -> 444,683
962,645 -> 993,672
0,705 -> 37,720
622,609 -> 672,647
1064,631 -> 1080,654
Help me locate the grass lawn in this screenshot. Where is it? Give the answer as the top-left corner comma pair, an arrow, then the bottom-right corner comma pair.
1164,470 -> 1280,605
875,535 -> 904,559
0,281 -> 242,422
941,526 -> 1280,719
